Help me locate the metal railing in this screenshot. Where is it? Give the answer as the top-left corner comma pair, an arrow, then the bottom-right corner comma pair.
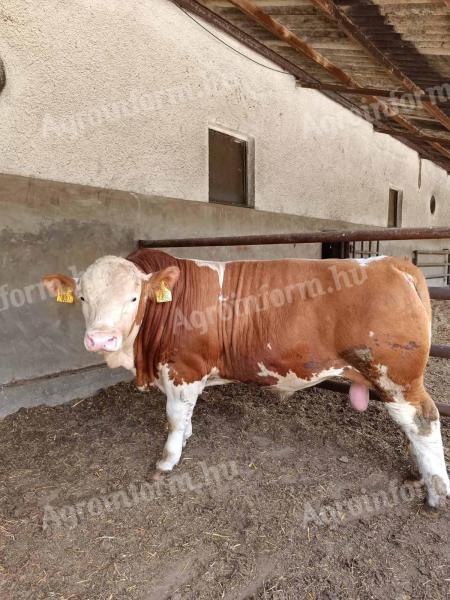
413,249 -> 450,284
139,226 -> 450,248
350,240 -> 380,258
139,226 -> 450,417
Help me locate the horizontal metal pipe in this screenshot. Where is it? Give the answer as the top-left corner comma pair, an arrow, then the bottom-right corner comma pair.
414,250 -> 449,255
316,379 -> 380,400
315,380 -> 450,417
416,262 -> 449,268
139,226 -> 450,248
430,344 -> 450,359
429,287 -> 450,300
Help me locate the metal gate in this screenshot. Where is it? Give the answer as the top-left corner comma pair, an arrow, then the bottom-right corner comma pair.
413,249 -> 450,285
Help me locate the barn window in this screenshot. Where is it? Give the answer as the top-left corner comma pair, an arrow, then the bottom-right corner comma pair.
388,188 -> 402,227
209,129 -> 253,207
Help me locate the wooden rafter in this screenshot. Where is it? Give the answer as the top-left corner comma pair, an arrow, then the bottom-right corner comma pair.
297,82 -> 450,104
373,129 -> 450,146
227,0 -> 450,163
174,0 -> 450,171
308,0 -> 450,133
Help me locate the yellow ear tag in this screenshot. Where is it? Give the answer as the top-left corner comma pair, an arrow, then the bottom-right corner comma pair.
56,289 -> 75,304
155,281 -> 172,303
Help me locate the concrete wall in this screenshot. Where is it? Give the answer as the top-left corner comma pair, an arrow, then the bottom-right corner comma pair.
0,173 -> 370,416
0,0 -> 449,227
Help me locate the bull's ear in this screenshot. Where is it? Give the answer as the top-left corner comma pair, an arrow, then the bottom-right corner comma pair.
147,266 -> 180,297
42,274 -> 78,297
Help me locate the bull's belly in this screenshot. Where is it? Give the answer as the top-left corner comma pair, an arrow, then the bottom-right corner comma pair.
256,363 -> 345,393
202,366 -> 234,388
204,364 -> 346,393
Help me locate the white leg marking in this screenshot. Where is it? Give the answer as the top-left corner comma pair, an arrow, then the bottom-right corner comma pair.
183,418 -> 193,446
157,387 -> 198,472
155,365 -> 206,472
385,401 -> 450,507
378,365 -> 448,506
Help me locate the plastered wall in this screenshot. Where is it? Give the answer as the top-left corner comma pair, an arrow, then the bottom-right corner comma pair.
0,0 -> 449,227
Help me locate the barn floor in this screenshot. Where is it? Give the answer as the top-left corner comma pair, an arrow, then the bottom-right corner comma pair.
1,304 -> 450,600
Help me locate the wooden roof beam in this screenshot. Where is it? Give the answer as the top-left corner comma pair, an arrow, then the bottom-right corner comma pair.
297,81 -> 450,104
308,0 -> 450,132
227,0 -> 450,163
373,128 -> 450,146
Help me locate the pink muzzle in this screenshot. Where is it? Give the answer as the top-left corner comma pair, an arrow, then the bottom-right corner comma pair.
84,330 -> 122,353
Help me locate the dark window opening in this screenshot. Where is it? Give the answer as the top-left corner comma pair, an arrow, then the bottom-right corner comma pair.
388,188 -> 402,227
209,129 -> 248,206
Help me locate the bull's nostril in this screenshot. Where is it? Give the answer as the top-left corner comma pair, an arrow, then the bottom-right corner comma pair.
85,333 -> 119,351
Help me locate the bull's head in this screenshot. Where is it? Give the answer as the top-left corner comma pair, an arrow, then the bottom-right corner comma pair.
43,256 -> 179,353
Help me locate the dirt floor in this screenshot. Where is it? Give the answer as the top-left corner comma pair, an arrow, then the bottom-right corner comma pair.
0,303 -> 449,600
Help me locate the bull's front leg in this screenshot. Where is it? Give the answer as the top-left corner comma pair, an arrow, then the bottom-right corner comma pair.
154,382 -> 201,476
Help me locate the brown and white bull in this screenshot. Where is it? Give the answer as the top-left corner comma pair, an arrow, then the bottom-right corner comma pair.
43,249 -> 450,507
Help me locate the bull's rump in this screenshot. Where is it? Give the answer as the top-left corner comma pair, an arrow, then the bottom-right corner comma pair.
216,256 -> 430,386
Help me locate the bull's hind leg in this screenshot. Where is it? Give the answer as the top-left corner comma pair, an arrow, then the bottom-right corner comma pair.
383,381 -> 449,507
154,381 -> 202,476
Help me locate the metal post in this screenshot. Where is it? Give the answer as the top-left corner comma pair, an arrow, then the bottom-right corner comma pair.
446,248 -> 450,286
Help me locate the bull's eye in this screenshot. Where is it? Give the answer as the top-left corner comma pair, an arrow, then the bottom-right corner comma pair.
132,297 -> 138,302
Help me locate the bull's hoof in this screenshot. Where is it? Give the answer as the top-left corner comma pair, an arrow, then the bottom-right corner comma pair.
403,477 -> 424,487
424,497 -> 443,511
427,493 -> 450,509
424,475 -> 449,509
152,468 -> 170,481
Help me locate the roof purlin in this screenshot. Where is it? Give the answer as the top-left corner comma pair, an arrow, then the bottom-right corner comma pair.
297,81 -> 450,103
309,0 -> 450,133
227,0 -> 450,163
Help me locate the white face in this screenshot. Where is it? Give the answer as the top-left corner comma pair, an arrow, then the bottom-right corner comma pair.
77,256 -> 147,353
43,256 -> 180,355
